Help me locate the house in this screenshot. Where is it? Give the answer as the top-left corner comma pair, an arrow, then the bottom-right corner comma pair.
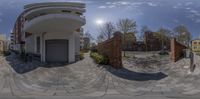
191,39 -> 200,52
0,34 -> 6,54
11,2 -> 86,63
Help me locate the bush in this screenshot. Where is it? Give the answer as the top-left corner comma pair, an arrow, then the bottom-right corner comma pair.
90,52 -> 109,65
80,52 -> 84,60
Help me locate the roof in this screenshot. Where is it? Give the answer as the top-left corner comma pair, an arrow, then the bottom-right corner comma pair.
191,39 -> 200,42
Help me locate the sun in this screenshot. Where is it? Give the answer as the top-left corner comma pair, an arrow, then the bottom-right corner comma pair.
95,19 -> 104,25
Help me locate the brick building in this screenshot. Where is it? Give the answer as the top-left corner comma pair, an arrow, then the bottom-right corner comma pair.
144,31 -> 170,51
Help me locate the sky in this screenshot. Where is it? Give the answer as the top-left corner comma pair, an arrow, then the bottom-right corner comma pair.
0,0 -> 200,40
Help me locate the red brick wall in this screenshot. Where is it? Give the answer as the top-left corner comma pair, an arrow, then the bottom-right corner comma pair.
97,32 -> 122,69
170,38 -> 187,62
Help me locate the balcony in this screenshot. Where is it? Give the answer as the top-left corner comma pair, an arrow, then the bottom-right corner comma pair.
23,13 -> 85,33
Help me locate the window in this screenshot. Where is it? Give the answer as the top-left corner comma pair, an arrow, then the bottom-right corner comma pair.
75,12 -> 83,15
39,13 -> 46,16
194,42 -> 197,44
62,10 -> 71,13
36,36 -> 40,53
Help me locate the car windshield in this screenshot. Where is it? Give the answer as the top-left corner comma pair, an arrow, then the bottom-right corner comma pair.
0,0 -> 200,99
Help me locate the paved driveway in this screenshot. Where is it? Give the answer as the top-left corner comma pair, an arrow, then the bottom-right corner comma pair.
0,52 -> 200,99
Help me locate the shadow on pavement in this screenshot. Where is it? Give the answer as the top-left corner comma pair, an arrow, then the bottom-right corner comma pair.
5,53 -> 77,74
5,53 -> 46,74
104,66 -> 168,81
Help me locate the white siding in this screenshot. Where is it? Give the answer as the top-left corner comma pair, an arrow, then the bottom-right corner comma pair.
25,35 -> 35,53
75,31 -> 80,55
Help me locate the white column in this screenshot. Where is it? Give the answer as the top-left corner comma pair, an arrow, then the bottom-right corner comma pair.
68,32 -> 75,63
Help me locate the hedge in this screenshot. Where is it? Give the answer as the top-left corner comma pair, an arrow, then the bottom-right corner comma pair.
90,52 -> 109,65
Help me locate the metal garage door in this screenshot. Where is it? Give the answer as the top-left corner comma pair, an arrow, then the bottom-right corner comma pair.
45,40 -> 68,63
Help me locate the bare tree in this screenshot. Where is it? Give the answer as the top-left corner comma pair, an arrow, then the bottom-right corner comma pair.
97,34 -> 106,43
117,18 -> 137,57
157,27 -> 172,49
140,25 -> 151,51
140,25 -> 151,40
83,31 -> 94,50
99,22 -> 115,40
173,25 -> 191,46
84,30 -> 94,41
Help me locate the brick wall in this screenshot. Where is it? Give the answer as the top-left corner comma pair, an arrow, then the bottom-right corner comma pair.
170,38 -> 187,62
97,32 -> 122,69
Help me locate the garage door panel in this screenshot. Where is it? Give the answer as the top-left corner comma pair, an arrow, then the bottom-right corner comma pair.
46,40 -> 68,63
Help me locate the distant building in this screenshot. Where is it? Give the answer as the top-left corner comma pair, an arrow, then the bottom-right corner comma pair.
83,37 -> 90,49
144,31 -> 170,51
134,41 -> 146,51
191,39 -> 200,52
79,28 -> 84,50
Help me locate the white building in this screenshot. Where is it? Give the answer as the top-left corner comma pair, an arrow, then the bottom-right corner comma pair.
12,2 -> 86,63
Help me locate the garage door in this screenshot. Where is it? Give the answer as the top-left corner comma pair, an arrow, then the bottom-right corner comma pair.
45,40 -> 68,63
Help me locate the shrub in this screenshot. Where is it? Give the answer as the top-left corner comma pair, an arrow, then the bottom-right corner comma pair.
90,52 -> 109,65
80,52 -> 84,60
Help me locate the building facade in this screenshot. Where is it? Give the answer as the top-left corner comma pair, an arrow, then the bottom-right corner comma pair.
144,31 -> 170,51
192,39 -> 200,52
11,2 -> 86,63
79,28 -> 84,50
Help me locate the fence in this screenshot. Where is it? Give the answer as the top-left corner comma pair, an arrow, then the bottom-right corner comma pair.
97,32 -> 122,69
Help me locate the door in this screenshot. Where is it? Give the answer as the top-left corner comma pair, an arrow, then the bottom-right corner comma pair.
45,40 -> 68,63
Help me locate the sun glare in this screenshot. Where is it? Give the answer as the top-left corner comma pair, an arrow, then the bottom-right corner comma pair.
95,19 -> 104,25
